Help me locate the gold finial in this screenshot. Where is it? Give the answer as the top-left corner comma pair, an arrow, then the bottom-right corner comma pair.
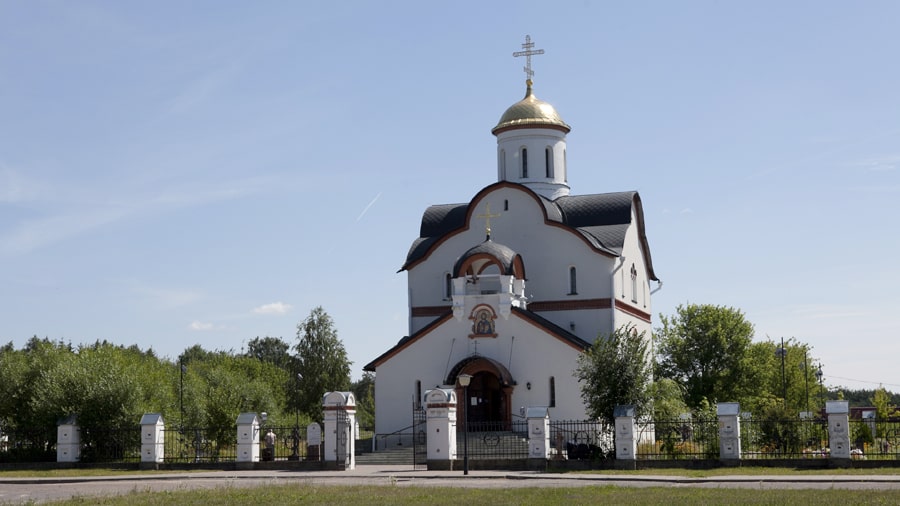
476,203 -> 501,240
513,35 -> 544,82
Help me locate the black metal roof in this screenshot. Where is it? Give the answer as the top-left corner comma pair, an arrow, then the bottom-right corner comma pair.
401,182 -> 657,281
452,239 -> 522,277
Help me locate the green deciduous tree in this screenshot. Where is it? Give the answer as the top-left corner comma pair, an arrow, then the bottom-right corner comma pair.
575,324 -> 652,424
655,304 -> 754,410
294,307 -> 352,420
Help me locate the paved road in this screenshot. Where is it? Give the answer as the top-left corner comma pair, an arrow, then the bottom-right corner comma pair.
4,466 -> 900,504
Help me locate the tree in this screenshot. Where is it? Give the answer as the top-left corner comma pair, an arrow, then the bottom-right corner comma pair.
351,371 -> 376,428
649,378 -> 689,421
245,336 -> 293,370
575,324 -> 652,424
294,307 -> 352,420
655,304 -> 754,410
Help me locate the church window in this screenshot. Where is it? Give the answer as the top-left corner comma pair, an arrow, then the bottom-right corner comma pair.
549,376 -> 556,407
499,149 -> 506,179
444,272 -> 452,300
630,264 -> 638,303
504,199 -> 509,211
568,266 -> 577,295
521,148 -> 528,177
415,380 -> 422,409
563,149 -> 567,181
545,147 -> 553,178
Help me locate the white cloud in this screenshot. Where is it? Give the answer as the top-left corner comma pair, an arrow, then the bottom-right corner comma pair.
189,321 -> 215,331
253,302 -> 292,315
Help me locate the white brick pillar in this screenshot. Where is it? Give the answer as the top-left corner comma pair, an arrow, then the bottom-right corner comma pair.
139,413 -> 165,465
614,405 -> 636,460
424,388 -> 457,464
526,407 -> 550,459
323,391 -> 357,470
716,402 -> 741,461
827,400 -> 851,459
56,415 -> 80,463
236,413 -> 260,464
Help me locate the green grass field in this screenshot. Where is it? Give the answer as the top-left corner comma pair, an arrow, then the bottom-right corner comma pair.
44,483 -> 900,506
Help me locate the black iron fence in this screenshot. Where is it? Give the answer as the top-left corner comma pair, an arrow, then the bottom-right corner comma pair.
162,427 -> 237,463
458,420 -> 529,459
848,418 -> 900,460
259,425 -> 319,461
549,419 -> 614,460
741,418 -> 828,459
0,426 -> 56,463
637,418 -> 719,460
79,425 -> 141,463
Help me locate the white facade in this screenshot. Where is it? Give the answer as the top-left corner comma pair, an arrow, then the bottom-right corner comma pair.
366,78 -> 659,436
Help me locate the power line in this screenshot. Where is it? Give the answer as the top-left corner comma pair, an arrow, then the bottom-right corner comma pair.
826,375 -> 900,389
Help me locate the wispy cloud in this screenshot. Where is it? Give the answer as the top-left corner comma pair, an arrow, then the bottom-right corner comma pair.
0,177 -> 268,256
252,302 -> 292,315
188,321 -> 216,331
356,192 -> 382,222
0,165 -> 42,203
790,304 -> 869,320
164,63 -> 242,116
851,154 -> 900,173
132,283 -> 203,310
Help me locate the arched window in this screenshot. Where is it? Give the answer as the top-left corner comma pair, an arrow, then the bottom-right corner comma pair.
415,380 -> 422,409
630,264 -> 638,303
499,149 -> 506,179
568,266 -> 577,295
549,376 -> 556,407
563,148 -> 567,181
504,199 -> 509,211
545,147 -> 553,178
444,272 -> 452,299
521,147 -> 528,178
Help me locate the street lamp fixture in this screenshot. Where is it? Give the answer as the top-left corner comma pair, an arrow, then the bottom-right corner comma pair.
457,373 -> 472,476
775,338 -> 787,406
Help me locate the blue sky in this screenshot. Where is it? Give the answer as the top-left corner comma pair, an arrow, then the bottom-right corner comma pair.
2,2 -> 898,391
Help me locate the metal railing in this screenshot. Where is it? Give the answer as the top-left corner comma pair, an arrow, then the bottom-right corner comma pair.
0,426 -> 56,463
637,418 -> 719,460
79,425 -> 141,463
741,418 -> 828,459
549,419 -> 614,460
457,420 -> 529,459
259,425 -> 317,461
848,418 -> 900,459
162,427 -> 237,463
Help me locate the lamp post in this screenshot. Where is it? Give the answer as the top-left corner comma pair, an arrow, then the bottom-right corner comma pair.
180,361 -> 187,431
775,338 -> 787,407
457,373 -> 472,476
815,365 -> 824,416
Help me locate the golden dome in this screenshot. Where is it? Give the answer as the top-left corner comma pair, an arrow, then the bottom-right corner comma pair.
491,80 -> 571,135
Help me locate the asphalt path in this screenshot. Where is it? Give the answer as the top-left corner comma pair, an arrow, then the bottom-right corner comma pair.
4,466 -> 900,504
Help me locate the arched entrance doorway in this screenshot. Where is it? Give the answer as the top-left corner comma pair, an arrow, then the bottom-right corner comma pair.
445,356 -> 515,428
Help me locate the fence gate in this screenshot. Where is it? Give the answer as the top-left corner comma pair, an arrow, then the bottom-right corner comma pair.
335,410 -> 351,467
412,405 -> 427,469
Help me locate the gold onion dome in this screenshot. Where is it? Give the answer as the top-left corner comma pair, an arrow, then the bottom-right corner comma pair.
492,79 -> 571,135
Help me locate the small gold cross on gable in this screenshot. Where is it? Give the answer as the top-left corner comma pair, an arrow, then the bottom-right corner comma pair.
476,203 -> 501,240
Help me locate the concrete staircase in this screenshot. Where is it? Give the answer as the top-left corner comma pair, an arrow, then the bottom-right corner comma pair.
355,445 -> 418,466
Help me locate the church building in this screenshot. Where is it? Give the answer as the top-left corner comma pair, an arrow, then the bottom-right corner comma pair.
364,37 -> 659,435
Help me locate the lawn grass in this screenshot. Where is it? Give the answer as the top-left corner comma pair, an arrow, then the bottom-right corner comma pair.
47,483 -> 900,506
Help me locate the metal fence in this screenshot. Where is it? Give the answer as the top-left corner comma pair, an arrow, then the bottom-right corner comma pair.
79,425 -> 141,463
849,418 -> 900,460
162,427 -> 237,463
637,418 -> 719,460
549,419 -> 614,460
741,418 -> 828,459
457,420 -> 529,459
0,426 -> 57,463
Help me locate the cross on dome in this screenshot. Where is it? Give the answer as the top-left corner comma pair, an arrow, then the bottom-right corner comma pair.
512,34 -> 544,82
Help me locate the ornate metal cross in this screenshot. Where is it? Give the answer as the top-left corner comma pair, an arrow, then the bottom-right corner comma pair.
476,203 -> 501,240
512,34 -> 544,81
